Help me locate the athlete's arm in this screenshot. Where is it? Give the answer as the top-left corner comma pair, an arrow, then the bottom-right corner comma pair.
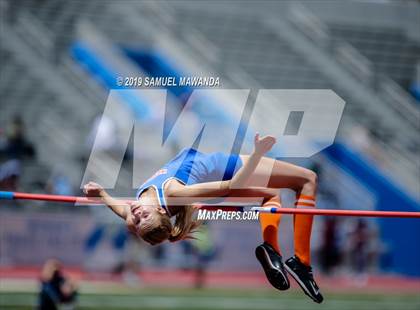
167,180 -> 231,198
83,182 -> 130,220
229,133 -> 276,188
166,181 -> 278,203
167,134 -> 276,200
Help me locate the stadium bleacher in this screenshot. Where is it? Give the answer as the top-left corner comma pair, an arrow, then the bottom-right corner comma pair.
329,23 -> 420,93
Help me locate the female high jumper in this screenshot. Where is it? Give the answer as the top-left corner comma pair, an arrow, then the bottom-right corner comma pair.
83,133 -> 323,303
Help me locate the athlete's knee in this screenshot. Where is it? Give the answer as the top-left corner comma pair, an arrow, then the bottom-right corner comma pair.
306,169 -> 318,186
302,169 -> 318,193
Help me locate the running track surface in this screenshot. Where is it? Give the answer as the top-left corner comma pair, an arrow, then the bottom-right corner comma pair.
1,267 -> 419,293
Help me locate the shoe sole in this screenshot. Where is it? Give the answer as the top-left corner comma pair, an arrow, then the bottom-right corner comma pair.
255,246 -> 290,291
284,264 -> 323,303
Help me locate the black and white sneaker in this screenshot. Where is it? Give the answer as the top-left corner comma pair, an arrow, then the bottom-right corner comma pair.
255,243 -> 290,291
285,256 -> 324,303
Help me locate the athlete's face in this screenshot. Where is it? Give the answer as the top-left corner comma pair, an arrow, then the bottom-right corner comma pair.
129,201 -> 166,227
127,201 -> 171,245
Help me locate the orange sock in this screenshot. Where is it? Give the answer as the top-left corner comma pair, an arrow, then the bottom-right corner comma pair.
259,196 -> 282,254
293,195 -> 316,266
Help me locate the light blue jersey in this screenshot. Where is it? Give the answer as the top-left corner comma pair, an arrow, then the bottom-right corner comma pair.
136,148 -> 243,216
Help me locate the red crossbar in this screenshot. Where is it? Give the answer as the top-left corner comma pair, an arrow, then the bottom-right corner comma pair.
253,207 -> 420,218
13,192 -> 103,204
2,191 -> 420,218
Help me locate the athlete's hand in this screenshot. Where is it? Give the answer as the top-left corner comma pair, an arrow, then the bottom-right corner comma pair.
254,133 -> 276,155
83,181 -> 105,197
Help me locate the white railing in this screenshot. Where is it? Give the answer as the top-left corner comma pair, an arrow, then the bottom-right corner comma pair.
15,11 -> 54,58
288,2 -> 419,129
334,41 -> 374,85
379,77 -> 420,127
281,3 -> 420,195
288,2 -> 330,49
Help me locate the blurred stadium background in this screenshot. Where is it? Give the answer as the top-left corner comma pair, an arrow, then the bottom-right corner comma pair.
0,0 -> 419,309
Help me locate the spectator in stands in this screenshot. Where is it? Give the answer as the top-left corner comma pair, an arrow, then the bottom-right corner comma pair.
318,217 -> 342,275
348,220 -> 370,274
348,124 -> 384,164
45,171 -> 74,196
86,114 -> 120,156
345,219 -> 382,285
37,259 -> 78,310
183,223 -> 218,289
0,159 -> 21,191
0,115 -> 36,160
113,259 -> 141,287
181,223 -> 218,289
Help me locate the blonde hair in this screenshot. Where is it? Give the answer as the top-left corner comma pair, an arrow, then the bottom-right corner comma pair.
139,205 -> 200,245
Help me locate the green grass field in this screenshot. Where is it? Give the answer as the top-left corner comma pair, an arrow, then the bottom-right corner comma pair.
1,287 -> 420,310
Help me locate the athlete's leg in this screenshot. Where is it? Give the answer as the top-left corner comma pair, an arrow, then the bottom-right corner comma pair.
239,155 -> 317,265
239,155 -> 316,191
256,195 -> 289,291
293,191 -> 316,266
259,195 -> 282,253
240,155 -> 322,302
